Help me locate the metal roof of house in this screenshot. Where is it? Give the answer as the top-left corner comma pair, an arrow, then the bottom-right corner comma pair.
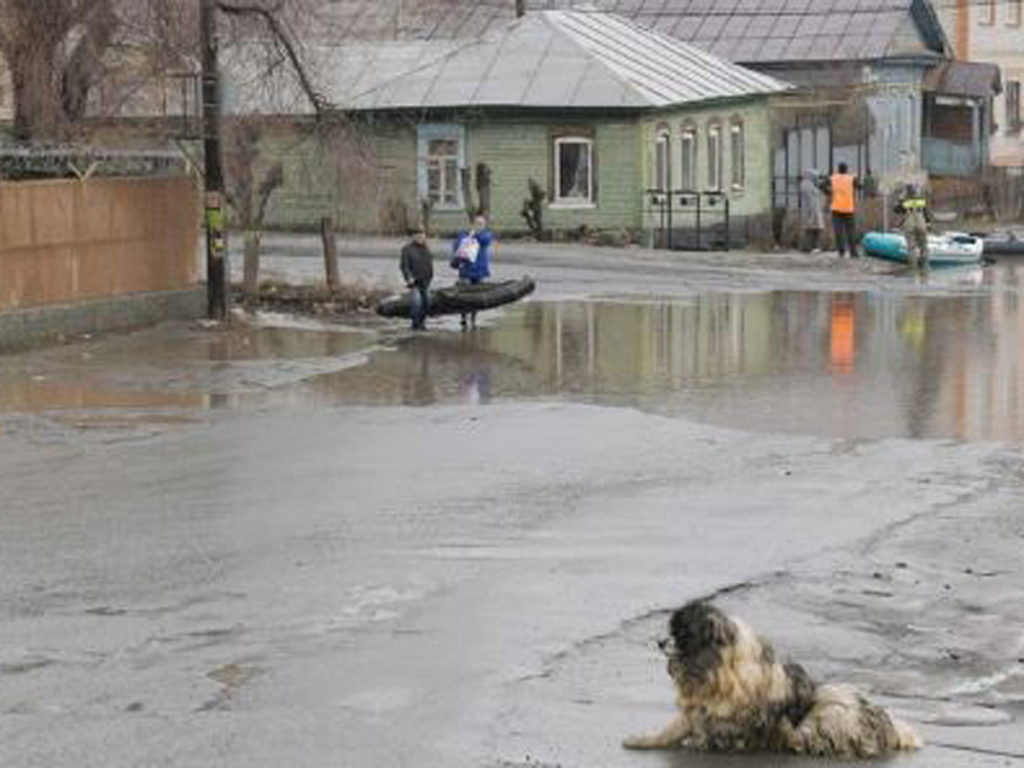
222,40 -> 458,114
313,0 -> 951,64
348,11 -> 790,111
616,0 -> 950,64
923,60 -> 1002,98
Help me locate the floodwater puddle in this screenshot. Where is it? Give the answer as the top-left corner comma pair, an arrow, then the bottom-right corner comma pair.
0,321 -> 374,415
4,263 -> 1024,442
304,268 -> 1024,441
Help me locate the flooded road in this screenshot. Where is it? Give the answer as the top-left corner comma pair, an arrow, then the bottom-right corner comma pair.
4,262 -> 1023,442
302,283 -> 1022,441
2,249 -> 1024,768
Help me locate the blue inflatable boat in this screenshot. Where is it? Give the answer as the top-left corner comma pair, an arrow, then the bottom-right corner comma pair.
862,231 -> 985,266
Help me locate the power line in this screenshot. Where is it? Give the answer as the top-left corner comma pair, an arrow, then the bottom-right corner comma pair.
383,0 -> 1024,14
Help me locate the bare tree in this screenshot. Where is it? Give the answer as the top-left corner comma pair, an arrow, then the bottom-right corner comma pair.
0,0 -> 204,141
214,1 -> 339,303
222,118 -> 283,303
0,0 -> 122,140
0,0 -> 366,299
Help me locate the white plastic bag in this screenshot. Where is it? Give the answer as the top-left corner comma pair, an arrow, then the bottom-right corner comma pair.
455,235 -> 479,263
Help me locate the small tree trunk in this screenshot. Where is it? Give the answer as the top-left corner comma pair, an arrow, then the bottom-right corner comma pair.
476,163 -> 492,218
461,166 -> 477,222
420,199 -> 433,236
9,39 -> 64,141
243,230 -> 261,306
321,216 -> 339,293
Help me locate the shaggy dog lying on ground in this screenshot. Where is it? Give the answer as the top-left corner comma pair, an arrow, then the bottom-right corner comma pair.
623,600 -> 922,757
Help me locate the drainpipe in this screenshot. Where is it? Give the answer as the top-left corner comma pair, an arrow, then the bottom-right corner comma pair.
955,0 -> 969,60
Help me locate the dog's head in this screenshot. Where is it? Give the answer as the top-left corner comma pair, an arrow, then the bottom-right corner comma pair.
659,601 -> 738,687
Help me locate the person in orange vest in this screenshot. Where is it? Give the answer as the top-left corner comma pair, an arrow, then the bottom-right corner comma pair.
829,162 -> 860,258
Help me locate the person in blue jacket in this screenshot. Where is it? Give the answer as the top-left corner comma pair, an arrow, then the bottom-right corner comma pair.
450,214 -> 494,329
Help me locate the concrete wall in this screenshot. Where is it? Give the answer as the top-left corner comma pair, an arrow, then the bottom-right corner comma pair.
0,175 -> 200,312
0,287 -> 203,353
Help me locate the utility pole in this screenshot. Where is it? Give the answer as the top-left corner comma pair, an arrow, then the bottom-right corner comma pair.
201,0 -> 228,320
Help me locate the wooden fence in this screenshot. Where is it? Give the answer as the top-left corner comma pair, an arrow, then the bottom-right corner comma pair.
0,175 -> 198,311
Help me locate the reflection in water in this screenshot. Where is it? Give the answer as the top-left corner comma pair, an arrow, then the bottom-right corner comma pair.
404,342 -> 437,406
306,271 -> 1024,441
830,295 -> 856,376
7,264 -> 1024,442
0,324 -> 371,414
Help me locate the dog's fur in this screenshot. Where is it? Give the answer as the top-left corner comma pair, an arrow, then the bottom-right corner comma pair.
623,601 -> 922,757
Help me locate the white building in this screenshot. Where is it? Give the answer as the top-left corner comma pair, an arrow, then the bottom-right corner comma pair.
939,0 -> 1024,167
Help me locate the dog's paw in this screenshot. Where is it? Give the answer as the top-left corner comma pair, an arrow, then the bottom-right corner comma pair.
622,734 -> 657,750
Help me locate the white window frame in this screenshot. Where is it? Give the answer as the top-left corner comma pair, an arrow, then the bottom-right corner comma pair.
730,120 -> 745,191
1008,0 -> 1022,27
417,124 -> 465,210
707,123 -> 722,192
680,126 -> 697,191
654,127 -> 671,192
552,136 -> 595,208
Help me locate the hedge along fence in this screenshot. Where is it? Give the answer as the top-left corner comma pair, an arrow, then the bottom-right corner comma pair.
0,175 -> 199,312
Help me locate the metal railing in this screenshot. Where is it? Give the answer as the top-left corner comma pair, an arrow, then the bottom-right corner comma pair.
644,189 -> 731,251
0,145 -> 191,181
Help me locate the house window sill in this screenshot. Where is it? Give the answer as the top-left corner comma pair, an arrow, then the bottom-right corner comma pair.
550,201 -> 597,210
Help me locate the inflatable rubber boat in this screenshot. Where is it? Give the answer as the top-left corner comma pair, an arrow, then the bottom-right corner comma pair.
981,231 -> 1024,257
861,231 -> 984,266
376,276 -> 535,318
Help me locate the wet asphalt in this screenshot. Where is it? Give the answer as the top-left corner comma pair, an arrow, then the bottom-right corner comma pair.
1,238 -> 1023,767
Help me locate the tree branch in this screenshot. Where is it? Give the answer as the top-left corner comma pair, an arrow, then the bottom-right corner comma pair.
62,0 -> 118,122
217,0 -> 332,116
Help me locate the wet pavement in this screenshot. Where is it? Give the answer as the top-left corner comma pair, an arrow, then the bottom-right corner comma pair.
1,242 -> 1024,767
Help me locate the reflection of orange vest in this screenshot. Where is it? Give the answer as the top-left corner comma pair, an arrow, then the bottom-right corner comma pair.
830,299 -> 856,374
831,174 -> 855,214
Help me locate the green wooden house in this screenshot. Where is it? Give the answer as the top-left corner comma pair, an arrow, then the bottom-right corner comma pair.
255,11 -> 789,246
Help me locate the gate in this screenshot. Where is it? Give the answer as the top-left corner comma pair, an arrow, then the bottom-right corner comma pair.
772,116 -> 870,214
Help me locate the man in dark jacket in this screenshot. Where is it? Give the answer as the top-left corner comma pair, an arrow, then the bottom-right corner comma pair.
400,226 -> 433,330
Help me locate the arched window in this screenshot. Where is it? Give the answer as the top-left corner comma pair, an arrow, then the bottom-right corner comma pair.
730,119 -> 745,191
1009,0 -> 1023,27
707,121 -> 722,191
680,123 -> 697,191
654,125 -> 671,192
979,0 -> 996,25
